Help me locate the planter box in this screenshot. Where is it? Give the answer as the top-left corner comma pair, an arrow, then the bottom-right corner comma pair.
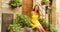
19,27 -> 33,32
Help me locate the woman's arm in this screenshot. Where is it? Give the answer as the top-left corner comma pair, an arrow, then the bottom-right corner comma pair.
39,11 -> 44,16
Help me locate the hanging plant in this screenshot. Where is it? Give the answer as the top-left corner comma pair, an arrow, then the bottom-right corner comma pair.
9,0 -> 22,8
41,0 -> 49,5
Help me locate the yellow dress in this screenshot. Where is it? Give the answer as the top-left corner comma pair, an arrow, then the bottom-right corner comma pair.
30,15 -> 41,28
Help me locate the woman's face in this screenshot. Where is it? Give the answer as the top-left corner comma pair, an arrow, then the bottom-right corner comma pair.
35,6 -> 39,12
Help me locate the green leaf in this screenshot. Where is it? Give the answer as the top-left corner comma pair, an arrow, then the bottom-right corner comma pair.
42,0 -> 49,4
8,24 -> 21,32
9,0 -> 22,7
15,14 -> 31,27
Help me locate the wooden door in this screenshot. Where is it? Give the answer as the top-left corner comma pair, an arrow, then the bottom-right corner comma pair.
22,0 -> 33,18
2,13 -> 13,32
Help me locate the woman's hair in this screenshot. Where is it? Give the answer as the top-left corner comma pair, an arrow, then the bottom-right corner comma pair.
33,5 -> 39,12
33,5 -> 40,17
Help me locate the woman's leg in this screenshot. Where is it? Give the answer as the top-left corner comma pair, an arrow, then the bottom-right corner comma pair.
36,26 -> 43,32
39,26 -> 46,32
36,26 -> 46,32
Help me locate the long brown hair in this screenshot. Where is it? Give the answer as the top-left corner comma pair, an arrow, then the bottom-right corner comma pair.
33,5 -> 40,17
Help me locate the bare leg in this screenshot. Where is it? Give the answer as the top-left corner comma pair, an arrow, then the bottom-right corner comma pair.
36,26 -> 43,32
36,26 -> 46,32
39,26 -> 46,32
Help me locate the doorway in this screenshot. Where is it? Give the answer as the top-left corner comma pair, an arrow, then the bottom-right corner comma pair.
2,13 -> 13,32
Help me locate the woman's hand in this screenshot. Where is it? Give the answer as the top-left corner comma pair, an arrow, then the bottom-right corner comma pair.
39,11 -> 44,16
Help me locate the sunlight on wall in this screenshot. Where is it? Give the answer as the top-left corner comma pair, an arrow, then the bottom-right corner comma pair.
55,0 -> 60,32
56,0 -> 60,26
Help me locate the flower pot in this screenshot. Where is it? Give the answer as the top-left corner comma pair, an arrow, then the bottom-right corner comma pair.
43,27 -> 49,31
11,6 -> 17,9
33,28 -> 39,32
19,27 -> 33,32
41,1 -> 46,5
40,21 -> 43,24
19,28 -> 24,32
10,29 -> 13,32
24,27 -> 33,32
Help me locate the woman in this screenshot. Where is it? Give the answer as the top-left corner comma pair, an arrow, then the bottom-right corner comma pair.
30,5 -> 46,32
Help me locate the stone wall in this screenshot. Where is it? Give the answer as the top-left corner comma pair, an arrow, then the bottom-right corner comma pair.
0,0 -> 33,32
0,0 -> 22,32
1,0 -> 60,32
55,0 -> 60,32
52,0 -> 60,32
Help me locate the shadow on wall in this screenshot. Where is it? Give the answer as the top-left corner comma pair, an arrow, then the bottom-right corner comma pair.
0,17 -> 1,32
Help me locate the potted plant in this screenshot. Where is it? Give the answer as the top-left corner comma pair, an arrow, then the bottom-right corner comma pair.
8,14 -> 34,32
50,24 -> 57,32
8,24 -> 22,32
38,17 -> 44,24
15,14 -> 31,27
39,18 -> 49,31
15,14 -> 33,32
42,19 -> 49,31
41,0 -> 49,5
9,0 -> 22,9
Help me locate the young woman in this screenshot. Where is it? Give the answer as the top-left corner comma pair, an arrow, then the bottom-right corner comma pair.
30,5 -> 46,32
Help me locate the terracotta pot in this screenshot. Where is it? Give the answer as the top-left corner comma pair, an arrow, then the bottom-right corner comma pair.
19,27 -> 33,32
11,6 -> 17,9
44,27 -> 49,31
33,29 -> 39,32
41,1 -> 46,5
40,21 -> 43,24
10,30 -> 13,32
